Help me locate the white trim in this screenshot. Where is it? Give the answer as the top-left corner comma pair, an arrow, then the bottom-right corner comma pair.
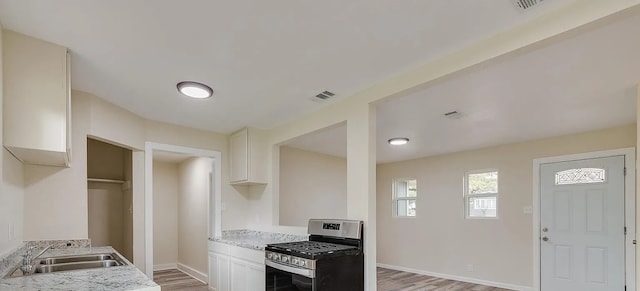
177,263 -> 208,284
532,147 -> 636,291
144,142 -> 222,279
377,263 -> 533,291
153,263 -> 177,271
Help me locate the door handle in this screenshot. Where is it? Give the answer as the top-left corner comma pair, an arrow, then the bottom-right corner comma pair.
542,227 -> 548,232
542,237 -> 549,242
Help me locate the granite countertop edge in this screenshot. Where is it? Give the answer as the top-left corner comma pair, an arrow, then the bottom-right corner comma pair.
0,242 -> 157,291
209,229 -> 308,250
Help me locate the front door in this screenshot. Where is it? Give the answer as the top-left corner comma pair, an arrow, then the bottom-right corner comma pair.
540,156 -> 625,291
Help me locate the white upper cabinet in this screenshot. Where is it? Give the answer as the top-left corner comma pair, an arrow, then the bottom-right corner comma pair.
2,30 -> 71,167
229,127 -> 267,184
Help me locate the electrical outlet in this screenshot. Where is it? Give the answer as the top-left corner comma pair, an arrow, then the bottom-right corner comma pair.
467,264 -> 474,272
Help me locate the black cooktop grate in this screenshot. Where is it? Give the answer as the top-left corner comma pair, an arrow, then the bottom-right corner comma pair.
267,241 -> 358,257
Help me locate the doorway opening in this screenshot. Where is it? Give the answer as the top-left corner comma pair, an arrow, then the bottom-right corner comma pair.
144,142 -> 221,282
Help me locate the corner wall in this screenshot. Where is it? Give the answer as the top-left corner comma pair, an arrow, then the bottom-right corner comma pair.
177,157 -> 212,276
377,124 -> 636,288
279,146 -> 347,227
0,24 -> 25,256
152,161 -> 178,267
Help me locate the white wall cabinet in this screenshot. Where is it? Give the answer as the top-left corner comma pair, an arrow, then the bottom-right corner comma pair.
208,241 -> 265,291
229,127 -> 267,184
2,30 -> 71,167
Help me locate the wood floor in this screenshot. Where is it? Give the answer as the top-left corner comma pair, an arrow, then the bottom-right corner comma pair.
153,269 -> 208,291
377,267 -> 512,291
154,267 -> 511,291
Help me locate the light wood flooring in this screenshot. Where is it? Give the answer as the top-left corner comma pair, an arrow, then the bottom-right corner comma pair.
153,269 -> 208,291
154,267 -> 511,291
377,267 -> 512,291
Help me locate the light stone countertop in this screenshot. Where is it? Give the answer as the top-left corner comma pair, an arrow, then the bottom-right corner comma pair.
0,245 -> 159,291
210,229 -> 308,250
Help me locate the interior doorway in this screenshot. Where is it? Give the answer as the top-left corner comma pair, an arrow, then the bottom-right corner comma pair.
144,142 -> 222,280
533,148 -> 635,291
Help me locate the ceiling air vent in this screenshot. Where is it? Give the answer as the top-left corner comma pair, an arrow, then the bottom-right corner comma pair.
511,0 -> 545,12
311,91 -> 335,103
444,110 -> 464,120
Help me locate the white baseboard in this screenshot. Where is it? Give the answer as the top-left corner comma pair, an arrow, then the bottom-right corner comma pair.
177,263 -> 208,284
377,263 -> 534,291
153,263 -> 177,271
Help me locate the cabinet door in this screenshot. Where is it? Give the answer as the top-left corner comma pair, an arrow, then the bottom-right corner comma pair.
209,252 -> 230,291
229,258 -> 248,291
246,262 -> 265,290
230,129 -> 249,183
208,253 -> 217,289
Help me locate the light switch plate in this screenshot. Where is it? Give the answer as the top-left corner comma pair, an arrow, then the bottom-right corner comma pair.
8,223 -> 15,241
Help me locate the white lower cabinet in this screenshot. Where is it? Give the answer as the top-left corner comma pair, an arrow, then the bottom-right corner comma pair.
208,252 -> 230,291
208,242 -> 265,291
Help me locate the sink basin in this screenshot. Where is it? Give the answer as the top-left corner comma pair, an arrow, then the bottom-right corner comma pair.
6,252 -> 126,278
35,260 -> 121,273
37,253 -> 117,265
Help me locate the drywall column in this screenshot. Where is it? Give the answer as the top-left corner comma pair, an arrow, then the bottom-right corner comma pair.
346,104 -> 376,290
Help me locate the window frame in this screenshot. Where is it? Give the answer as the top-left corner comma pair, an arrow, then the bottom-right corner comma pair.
464,169 -> 499,219
392,177 -> 417,218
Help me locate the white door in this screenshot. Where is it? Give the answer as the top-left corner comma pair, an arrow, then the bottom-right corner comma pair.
540,156 -> 626,291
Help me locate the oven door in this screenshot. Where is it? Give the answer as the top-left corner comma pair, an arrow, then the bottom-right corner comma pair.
265,260 -> 315,291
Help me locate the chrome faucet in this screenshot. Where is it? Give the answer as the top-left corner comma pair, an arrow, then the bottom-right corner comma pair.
21,241 -> 72,274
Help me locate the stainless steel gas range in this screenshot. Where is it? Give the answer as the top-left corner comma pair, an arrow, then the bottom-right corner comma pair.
265,219 -> 364,291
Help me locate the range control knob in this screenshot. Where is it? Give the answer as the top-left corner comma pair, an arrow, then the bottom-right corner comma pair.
267,253 -> 273,259
291,258 -> 298,265
282,256 -> 289,263
298,260 -> 306,267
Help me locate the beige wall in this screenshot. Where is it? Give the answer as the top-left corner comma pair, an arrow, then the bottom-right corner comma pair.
87,138 -> 126,180
0,26 -> 25,255
122,151 -> 133,261
22,90 -> 248,272
178,157 -> 211,275
88,182 -> 123,250
377,124 -> 636,287
152,161 -> 179,267
279,146 -> 347,227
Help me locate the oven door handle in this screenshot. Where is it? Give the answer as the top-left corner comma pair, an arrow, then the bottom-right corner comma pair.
265,260 -> 316,278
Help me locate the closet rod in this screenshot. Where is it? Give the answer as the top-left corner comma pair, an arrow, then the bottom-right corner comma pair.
87,178 -> 126,184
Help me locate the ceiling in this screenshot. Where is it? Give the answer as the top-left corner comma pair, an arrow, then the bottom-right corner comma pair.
2,0 -> 634,164
284,10 -> 640,163
0,0 -> 577,135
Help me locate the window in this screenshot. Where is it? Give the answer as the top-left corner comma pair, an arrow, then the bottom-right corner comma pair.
464,170 -> 498,218
393,178 -> 417,217
555,168 -> 606,185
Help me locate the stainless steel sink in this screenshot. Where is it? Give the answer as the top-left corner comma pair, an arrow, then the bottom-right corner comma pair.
6,252 -> 126,278
35,260 -> 121,273
36,254 -> 117,265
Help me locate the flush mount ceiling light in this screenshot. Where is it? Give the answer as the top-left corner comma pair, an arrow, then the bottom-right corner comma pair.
388,138 -> 409,146
177,81 -> 213,99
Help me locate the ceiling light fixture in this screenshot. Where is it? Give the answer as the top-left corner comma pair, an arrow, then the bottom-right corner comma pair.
388,138 -> 409,146
177,81 -> 213,99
